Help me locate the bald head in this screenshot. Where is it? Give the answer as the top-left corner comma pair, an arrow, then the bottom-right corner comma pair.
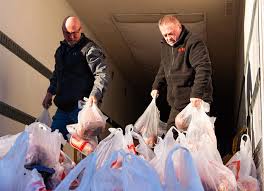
62,16 -> 82,45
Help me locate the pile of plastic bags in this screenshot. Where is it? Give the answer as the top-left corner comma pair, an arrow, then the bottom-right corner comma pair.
0,122 -> 75,191
226,134 -> 260,190
0,98 -> 260,190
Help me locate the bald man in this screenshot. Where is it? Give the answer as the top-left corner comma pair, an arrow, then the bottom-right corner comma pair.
151,15 -> 213,130
42,16 -> 109,140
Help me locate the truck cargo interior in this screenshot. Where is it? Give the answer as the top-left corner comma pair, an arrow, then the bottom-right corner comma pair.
0,0 -> 263,189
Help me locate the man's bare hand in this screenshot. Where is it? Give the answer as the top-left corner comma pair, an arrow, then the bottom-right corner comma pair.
87,96 -> 97,106
190,98 -> 202,108
151,89 -> 159,99
42,92 -> 53,109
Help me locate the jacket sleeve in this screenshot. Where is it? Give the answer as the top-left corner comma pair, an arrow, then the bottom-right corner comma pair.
86,44 -> 109,101
152,62 -> 166,90
47,52 -> 58,95
47,71 -> 57,95
189,40 -> 212,98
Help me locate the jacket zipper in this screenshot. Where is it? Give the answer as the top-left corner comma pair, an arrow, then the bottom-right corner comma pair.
168,47 -> 174,77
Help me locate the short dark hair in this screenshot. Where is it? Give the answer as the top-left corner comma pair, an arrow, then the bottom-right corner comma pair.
158,15 -> 181,27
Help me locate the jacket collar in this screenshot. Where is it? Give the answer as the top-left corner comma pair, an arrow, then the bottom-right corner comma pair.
60,33 -> 87,47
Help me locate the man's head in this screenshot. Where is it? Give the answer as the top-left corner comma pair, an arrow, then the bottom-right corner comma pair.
62,16 -> 82,46
158,15 -> 182,46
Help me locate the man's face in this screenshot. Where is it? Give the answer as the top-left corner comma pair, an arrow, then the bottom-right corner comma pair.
63,19 -> 82,45
159,23 -> 182,46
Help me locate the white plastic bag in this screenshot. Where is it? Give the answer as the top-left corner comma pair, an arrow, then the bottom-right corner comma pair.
175,103 -> 194,130
226,134 -> 260,191
176,102 -> 221,162
121,152 -> 163,191
50,151 -> 77,189
25,122 -> 65,167
176,102 -> 237,190
124,125 -> 137,154
150,127 -> 177,183
25,169 -> 47,191
36,109 -> 52,127
164,145 -> 204,191
0,133 -> 21,159
158,120 -> 167,137
91,150 -> 163,191
0,132 -> 30,190
132,131 -> 155,161
54,153 -> 97,191
94,128 -> 124,168
66,123 -> 79,136
77,101 -> 108,138
90,151 -> 124,191
134,98 -> 160,147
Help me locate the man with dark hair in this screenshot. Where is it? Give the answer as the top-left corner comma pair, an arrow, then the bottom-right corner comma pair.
42,16 -> 109,140
151,15 -> 213,129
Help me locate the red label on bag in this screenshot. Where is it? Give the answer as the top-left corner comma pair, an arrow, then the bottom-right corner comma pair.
69,134 -> 95,155
226,160 -> 240,180
127,144 -> 137,154
30,180 -> 46,191
70,134 -> 88,152
111,159 -> 122,169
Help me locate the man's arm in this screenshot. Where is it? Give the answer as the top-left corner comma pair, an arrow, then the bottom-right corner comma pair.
42,50 -> 59,109
86,44 -> 109,103
189,40 -> 212,99
152,63 -> 166,91
42,70 -> 57,109
47,70 -> 57,96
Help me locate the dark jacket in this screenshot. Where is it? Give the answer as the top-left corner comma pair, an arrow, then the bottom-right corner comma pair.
152,26 -> 213,110
48,34 -> 109,111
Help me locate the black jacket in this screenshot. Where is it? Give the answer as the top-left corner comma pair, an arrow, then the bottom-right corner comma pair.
152,26 -> 213,110
48,34 -> 109,111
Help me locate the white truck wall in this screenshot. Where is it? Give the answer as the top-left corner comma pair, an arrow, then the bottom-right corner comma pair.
0,0 -> 143,134
234,0 -> 264,188
0,0 -> 143,159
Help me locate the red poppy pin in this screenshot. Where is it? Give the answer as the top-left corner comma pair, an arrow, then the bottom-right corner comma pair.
178,47 -> 185,53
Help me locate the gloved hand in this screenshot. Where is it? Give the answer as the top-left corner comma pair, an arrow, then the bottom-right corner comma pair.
42,92 -> 53,109
150,89 -> 159,99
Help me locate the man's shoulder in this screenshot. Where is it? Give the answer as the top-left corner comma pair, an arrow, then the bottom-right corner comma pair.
186,32 -> 204,44
81,38 -> 97,55
81,36 -> 103,55
54,43 -> 64,56
81,35 -> 98,47
55,40 -> 67,52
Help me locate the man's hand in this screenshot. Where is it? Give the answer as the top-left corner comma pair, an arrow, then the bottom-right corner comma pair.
151,89 -> 159,99
42,92 -> 53,109
87,96 -> 97,106
190,98 -> 202,108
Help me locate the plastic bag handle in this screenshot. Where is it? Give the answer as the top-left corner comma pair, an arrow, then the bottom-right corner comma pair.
188,101 -> 210,114
54,153 -> 96,191
121,152 -> 163,191
240,134 -> 252,153
164,145 -> 204,191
